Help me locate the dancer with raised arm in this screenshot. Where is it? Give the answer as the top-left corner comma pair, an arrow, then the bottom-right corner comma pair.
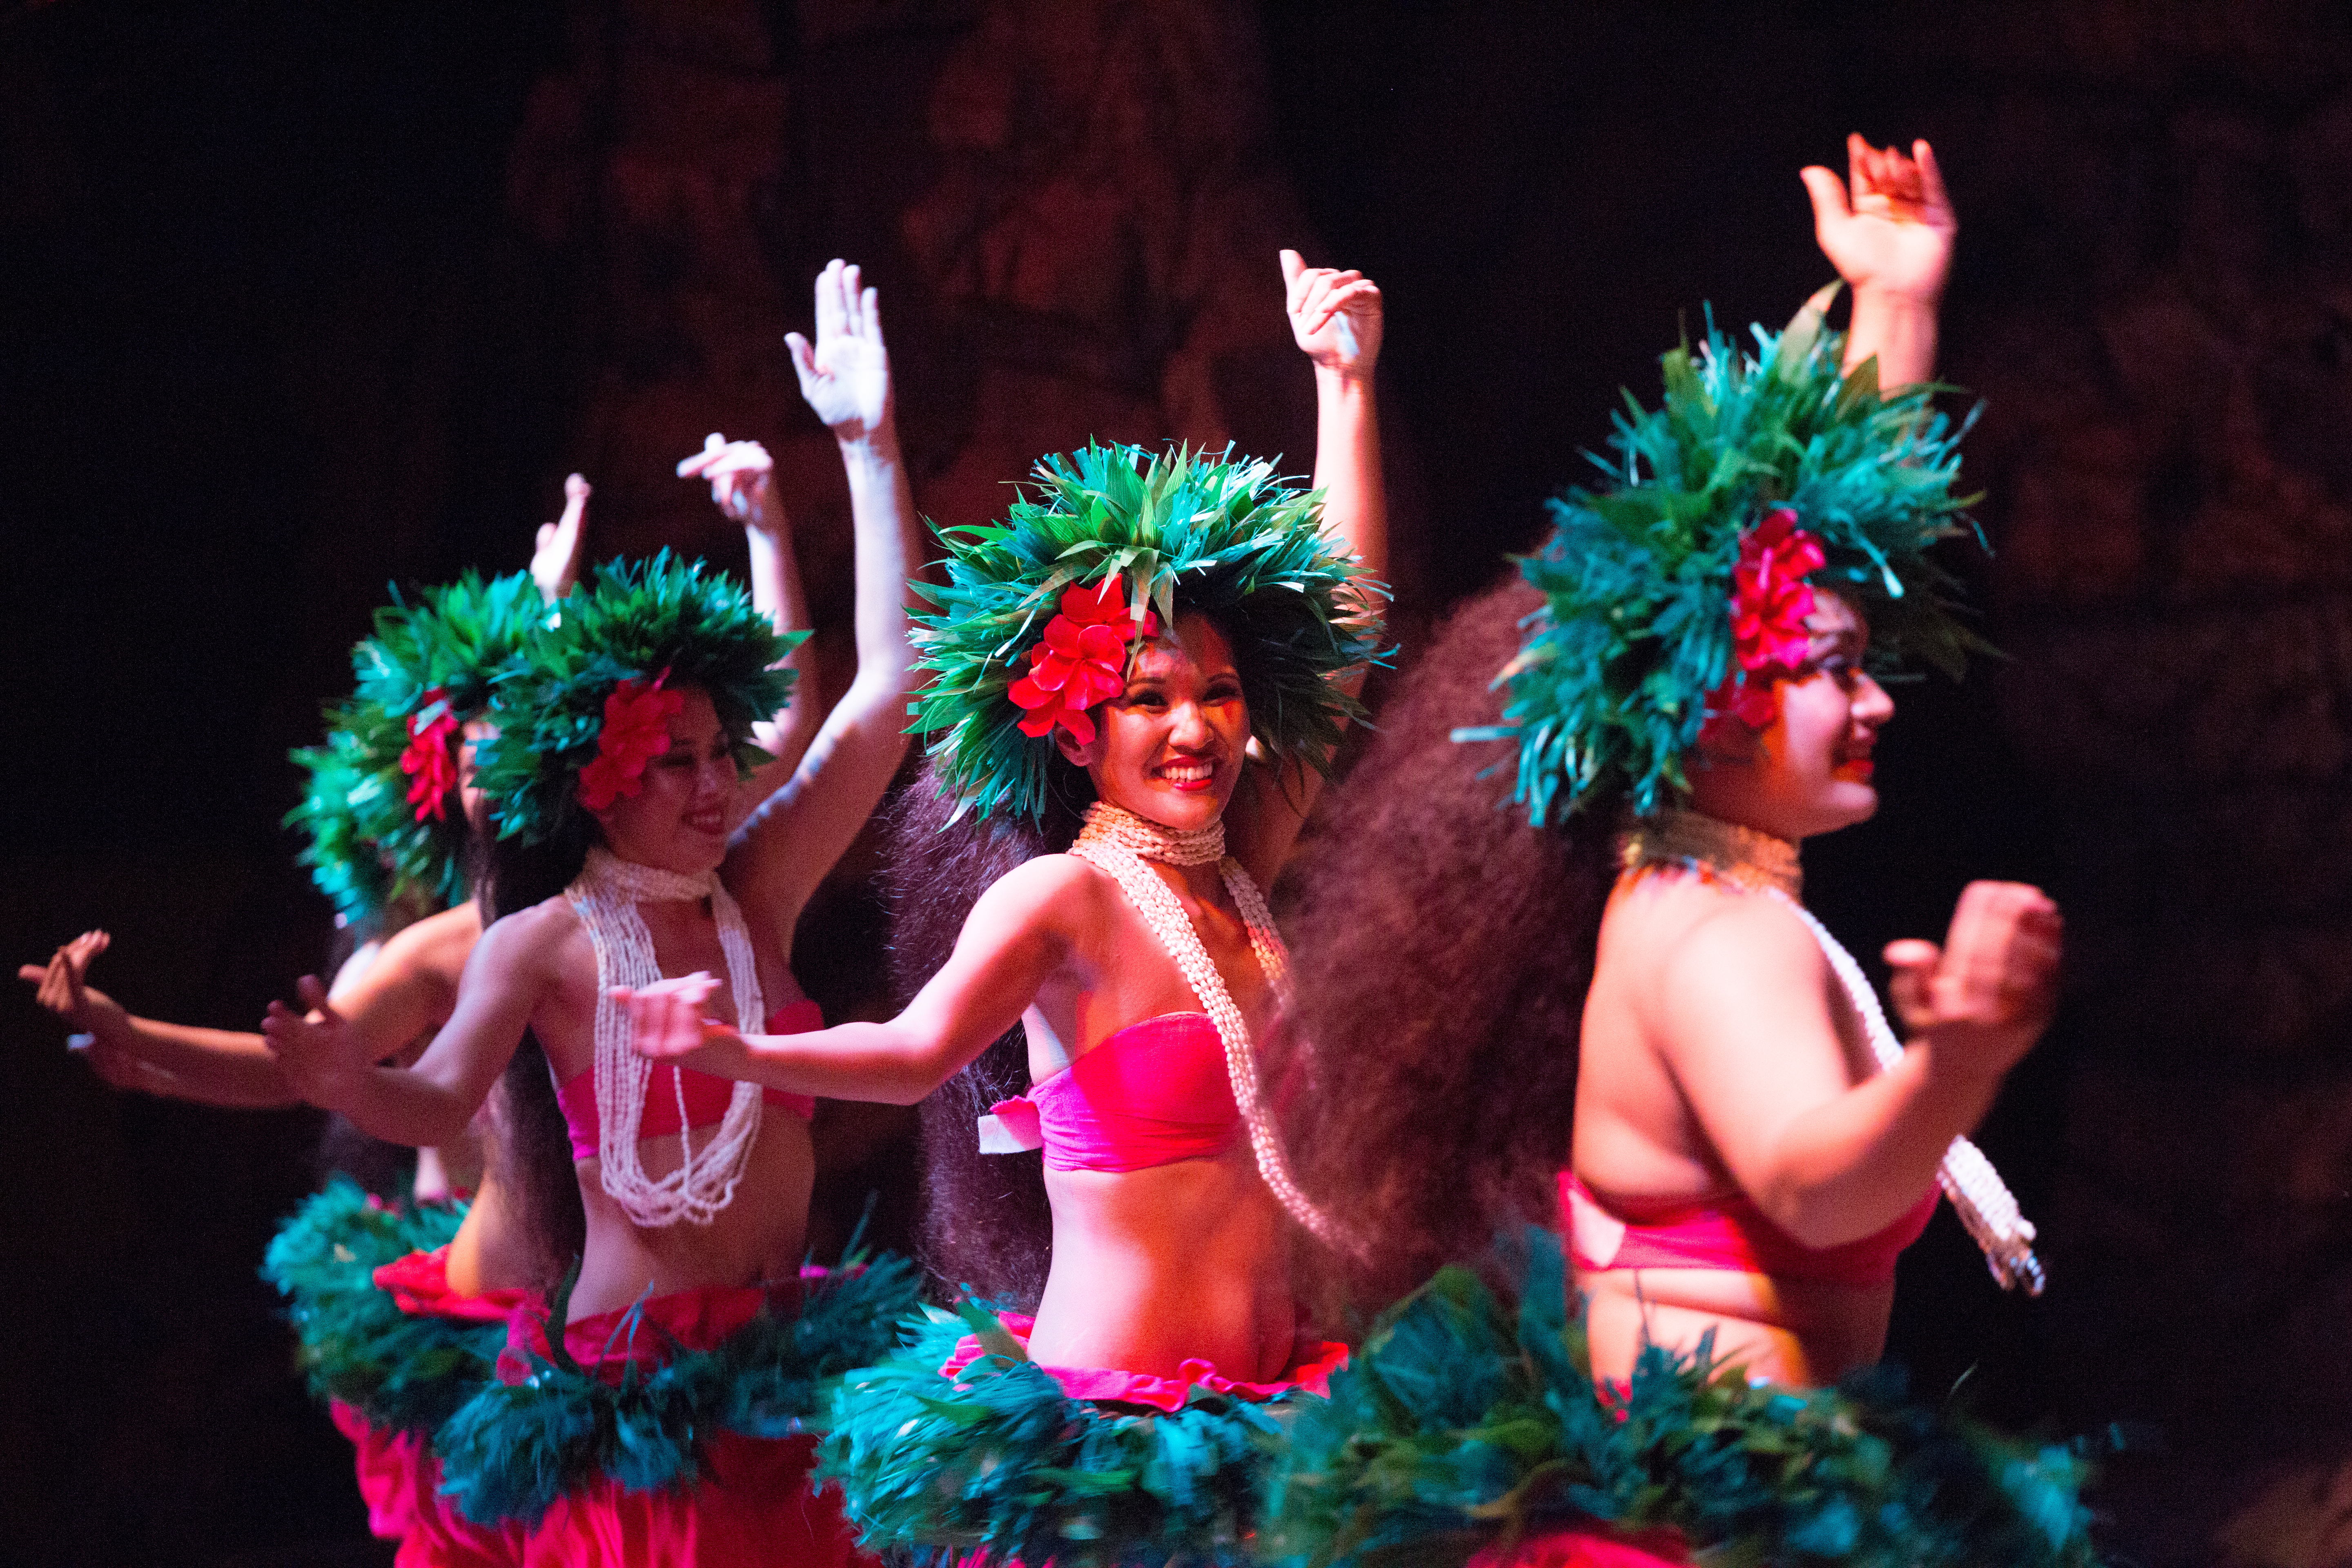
21,539 -> 576,1568
259,260 -> 925,1565
20,459 -> 822,1568
20,465 -> 593,1175
618,249 -> 1387,1568
1265,142 -> 2102,1567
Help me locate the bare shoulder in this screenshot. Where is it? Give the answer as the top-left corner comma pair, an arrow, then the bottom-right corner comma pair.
964,846 -> 1119,945
472,892 -> 586,982
1646,889 -> 1825,1034
377,901 -> 486,987
1655,888 -> 1829,1013
973,852 -> 1113,929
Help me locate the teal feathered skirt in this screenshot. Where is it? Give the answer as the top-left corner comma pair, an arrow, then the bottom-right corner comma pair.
263,1177 -> 534,1564
1263,1230 -> 2103,1568
427,1251 -> 923,1566
818,1303 -> 1350,1568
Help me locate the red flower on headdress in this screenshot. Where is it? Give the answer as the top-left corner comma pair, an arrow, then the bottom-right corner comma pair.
399,689 -> 463,823
1701,507 -> 1826,741
1007,575 -> 1160,747
576,668 -> 686,811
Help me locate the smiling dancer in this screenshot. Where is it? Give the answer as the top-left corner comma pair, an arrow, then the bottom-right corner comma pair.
618,249 -> 1386,1568
1265,142 -> 2102,1567
22,450 -> 828,1566
21,510 -> 584,1568
261,260 -> 925,1566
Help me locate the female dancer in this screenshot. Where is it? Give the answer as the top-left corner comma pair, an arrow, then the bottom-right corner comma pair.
617,248 -> 1386,1568
263,259 -> 925,1565
1265,142 -> 2100,1566
18,475 -> 597,1199
23,459 -> 819,1568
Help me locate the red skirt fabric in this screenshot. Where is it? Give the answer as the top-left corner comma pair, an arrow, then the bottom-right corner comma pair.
333,1400 -> 528,1568
496,1280 -> 873,1568
1468,1523 -> 1690,1568
335,1246 -> 534,1568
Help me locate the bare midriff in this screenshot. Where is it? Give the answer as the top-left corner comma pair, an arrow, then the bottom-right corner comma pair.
1579,1263 -> 1894,1388
441,1168 -> 529,1297
568,1115 -> 816,1320
1028,1140 -> 1293,1381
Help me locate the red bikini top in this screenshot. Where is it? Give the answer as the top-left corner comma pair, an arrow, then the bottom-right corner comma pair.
1561,1169 -> 1938,1289
555,998 -> 821,1163
980,1011 -> 1238,1173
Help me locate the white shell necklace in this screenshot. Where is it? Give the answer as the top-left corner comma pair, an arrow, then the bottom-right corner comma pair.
1068,800 -> 1345,1249
1619,807 -> 2047,1294
565,846 -> 765,1227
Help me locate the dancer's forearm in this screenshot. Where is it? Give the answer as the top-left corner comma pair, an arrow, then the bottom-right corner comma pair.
102,1017 -> 296,1107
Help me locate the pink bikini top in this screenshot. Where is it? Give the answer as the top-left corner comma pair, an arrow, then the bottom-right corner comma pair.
555,998 -> 821,1164
1561,1169 -> 1938,1288
981,1012 -> 1238,1173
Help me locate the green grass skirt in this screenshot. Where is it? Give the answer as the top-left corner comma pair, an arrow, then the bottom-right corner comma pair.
1264,1230 -> 2101,1568
261,1175 -> 508,1434
817,1302 -> 1340,1568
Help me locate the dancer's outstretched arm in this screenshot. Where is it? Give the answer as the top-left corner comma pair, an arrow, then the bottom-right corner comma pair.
261,902 -> 538,1147
22,907 -> 478,1109
20,931 -> 285,1105
678,433 -> 821,795
621,854 -> 1100,1105
1231,249 -> 1388,885
1800,134 -> 1956,390
727,259 -> 924,954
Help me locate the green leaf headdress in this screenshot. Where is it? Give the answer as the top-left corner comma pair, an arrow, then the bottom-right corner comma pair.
1465,285 -> 1984,825
472,550 -> 802,847
908,441 -> 1387,823
286,570 -> 548,922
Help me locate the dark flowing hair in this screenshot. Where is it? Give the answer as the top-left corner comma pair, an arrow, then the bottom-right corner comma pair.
1271,575 -> 1619,1306
479,818 -> 595,1290
887,754 -> 1089,1310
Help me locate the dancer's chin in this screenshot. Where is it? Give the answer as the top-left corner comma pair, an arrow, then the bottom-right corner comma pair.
1115,784 -> 1226,833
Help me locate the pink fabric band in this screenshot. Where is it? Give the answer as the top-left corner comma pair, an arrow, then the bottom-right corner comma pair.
936,1311 -> 1349,1414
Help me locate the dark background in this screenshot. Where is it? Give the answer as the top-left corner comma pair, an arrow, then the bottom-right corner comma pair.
7,2 -> 2352,1564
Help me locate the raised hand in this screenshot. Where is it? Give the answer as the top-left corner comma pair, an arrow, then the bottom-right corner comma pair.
1799,135 -> 1956,306
1282,249 -> 1383,376
612,971 -> 724,1065
786,259 -> 892,441
1884,881 -> 2062,1079
260,974 -> 374,1109
531,472 -> 592,601
677,434 -> 783,532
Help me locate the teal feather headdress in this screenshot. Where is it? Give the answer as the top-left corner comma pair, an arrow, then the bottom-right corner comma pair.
286,570 -> 547,921
1461,285 -> 1984,825
472,551 -> 801,847
908,441 -> 1387,824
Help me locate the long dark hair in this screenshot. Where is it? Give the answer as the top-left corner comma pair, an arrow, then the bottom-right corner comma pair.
888,756 -> 1088,1310
1272,575 -> 1619,1306
479,819 -> 594,1289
